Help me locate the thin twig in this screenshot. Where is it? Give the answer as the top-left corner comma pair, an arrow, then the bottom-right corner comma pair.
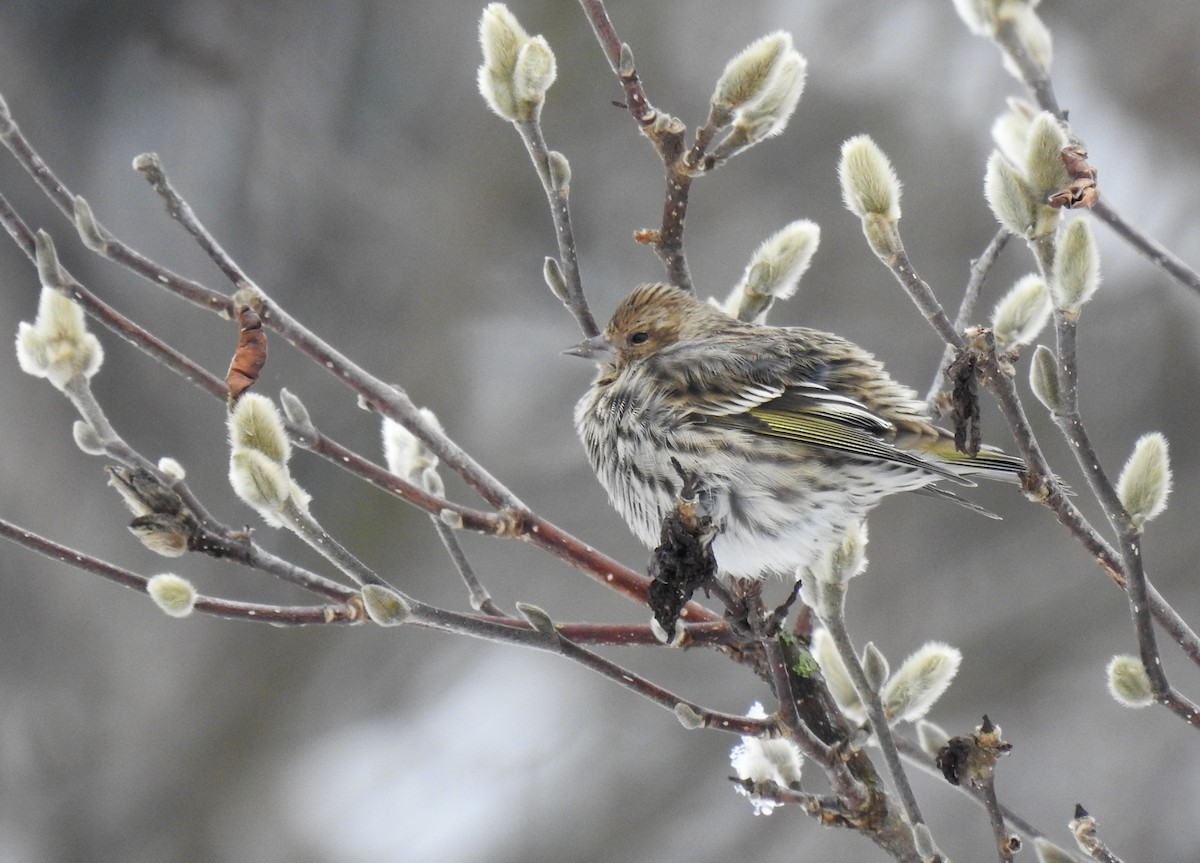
926,228 -> 1010,411
1050,313 -> 1200,726
514,120 -> 597,337
575,0 -> 694,291
820,580 -> 929,837
895,735 -> 1091,863
431,516 -> 505,616
978,774 -> 1016,863
0,516 -> 361,625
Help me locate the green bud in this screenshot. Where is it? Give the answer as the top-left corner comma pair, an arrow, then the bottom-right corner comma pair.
618,42 -> 635,77
991,273 -> 1051,351
1024,112 -> 1070,203
147,573 -> 197,618
838,135 -> 901,221
912,823 -> 939,861
515,601 -> 557,637
1115,432 -> 1171,528
1029,344 -> 1063,413
542,257 -> 569,304
916,719 -> 951,756
881,641 -> 962,723
361,583 -> 412,626
1051,218 -> 1100,312
547,150 -> 571,192
674,703 -> 705,730
279,387 -> 313,430
73,195 -> 110,252
1105,654 -> 1153,708
984,151 -> 1038,237
72,420 -> 106,455
861,642 -> 890,693
712,31 -> 792,114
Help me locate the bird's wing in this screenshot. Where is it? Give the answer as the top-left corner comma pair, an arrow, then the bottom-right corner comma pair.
695,379 -> 974,486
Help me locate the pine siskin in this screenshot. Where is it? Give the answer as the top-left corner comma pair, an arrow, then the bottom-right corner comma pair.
568,283 -> 1025,579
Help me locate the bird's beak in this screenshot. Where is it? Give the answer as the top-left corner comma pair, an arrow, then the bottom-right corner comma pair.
563,334 -> 614,362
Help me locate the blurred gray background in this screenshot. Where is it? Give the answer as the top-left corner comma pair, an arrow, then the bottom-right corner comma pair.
1,1 -> 1199,861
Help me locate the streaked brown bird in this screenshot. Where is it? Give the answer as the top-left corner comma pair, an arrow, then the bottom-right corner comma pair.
568,283 -> 1024,579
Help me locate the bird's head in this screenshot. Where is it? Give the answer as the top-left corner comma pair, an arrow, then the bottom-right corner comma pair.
563,283 -> 730,367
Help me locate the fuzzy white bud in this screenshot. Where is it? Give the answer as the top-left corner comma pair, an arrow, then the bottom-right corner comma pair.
812,628 -> 864,723
15,286 -> 104,391
476,3 -> 556,122
838,135 -> 901,221
712,32 -> 792,113
992,274 -> 1051,351
1116,433 -> 1171,528
731,52 -> 806,143
1051,218 -> 1101,312
1024,112 -> 1071,202
1106,654 -> 1153,708
725,220 -> 820,323
1029,344 -> 1063,414
228,393 -> 291,466
147,573 -> 197,618
881,642 -> 962,723
984,151 -> 1040,237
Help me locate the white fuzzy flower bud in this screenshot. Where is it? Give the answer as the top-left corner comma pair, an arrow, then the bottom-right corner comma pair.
724,220 -> 820,323
229,449 -> 292,521
1116,433 -> 1171,528
991,274 -> 1051,351
1024,112 -> 1070,203
382,409 -> 443,490
812,628 -> 864,722
712,32 -> 792,113
511,35 -> 557,105
991,97 -> 1037,166
881,641 -> 962,723
838,135 -> 901,221
476,4 -> 556,122
984,151 -> 1039,237
1051,218 -> 1100,312
1029,344 -> 1063,414
1106,654 -> 1153,708
147,573 -> 197,618
731,52 -> 806,142
228,393 -> 291,466
15,286 -> 104,391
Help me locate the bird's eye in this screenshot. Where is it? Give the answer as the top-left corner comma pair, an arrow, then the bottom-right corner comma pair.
630,331 -> 650,345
